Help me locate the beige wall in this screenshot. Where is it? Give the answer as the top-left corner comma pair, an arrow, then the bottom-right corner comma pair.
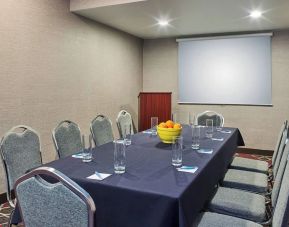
143,31 -> 289,151
0,0 -> 143,193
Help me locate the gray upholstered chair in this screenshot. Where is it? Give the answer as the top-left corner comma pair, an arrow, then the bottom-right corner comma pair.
90,115 -> 114,146
222,126 -> 288,194
230,120 -> 287,174
205,140 -> 289,224
116,110 -> 134,139
14,167 -> 95,227
194,162 -> 289,227
0,125 -> 42,208
52,120 -> 83,159
196,111 -> 224,127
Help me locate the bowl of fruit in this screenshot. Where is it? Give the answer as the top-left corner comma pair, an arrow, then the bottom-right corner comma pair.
157,120 -> 182,143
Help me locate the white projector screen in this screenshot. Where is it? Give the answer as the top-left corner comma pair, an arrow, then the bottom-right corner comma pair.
177,34 -> 272,105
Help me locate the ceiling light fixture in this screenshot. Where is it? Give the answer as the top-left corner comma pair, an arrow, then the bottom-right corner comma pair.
250,10 -> 262,18
158,20 -> 169,26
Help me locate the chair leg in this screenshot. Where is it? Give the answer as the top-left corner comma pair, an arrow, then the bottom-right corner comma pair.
7,208 -> 15,227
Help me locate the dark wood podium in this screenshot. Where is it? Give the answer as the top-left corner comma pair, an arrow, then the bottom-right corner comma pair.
138,92 -> 172,131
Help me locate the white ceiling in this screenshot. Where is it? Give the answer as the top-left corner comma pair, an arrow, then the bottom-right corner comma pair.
71,0 -> 289,39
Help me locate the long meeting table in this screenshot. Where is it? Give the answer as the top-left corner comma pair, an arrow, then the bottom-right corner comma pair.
12,125 -> 244,227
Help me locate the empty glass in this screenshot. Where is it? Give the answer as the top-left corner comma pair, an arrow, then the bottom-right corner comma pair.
114,140 -> 126,174
151,117 -> 158,136
192,125 -> 201,149
189,113 -> 196,126
172,136 -> 183,167
82,134 -> 93,163
216,117 -> 223,131
124,124 -> 132,145
206,119 -> 213,138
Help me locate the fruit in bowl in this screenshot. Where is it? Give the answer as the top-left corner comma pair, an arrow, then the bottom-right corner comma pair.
157,120 -> 182,143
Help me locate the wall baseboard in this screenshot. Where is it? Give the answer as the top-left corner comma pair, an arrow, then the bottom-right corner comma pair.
237,147 -> 273,156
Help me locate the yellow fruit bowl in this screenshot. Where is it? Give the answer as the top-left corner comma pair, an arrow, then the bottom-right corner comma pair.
157,126 -> 182,144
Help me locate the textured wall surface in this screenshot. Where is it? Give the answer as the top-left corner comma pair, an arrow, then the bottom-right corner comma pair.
143,31 -> 289,151
0,0 -> 143,193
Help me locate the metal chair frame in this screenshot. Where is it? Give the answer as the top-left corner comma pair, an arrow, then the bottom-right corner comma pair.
0,125 -> 42,208
90,114 -> 114,146
196,110 -> 225,126
14,166 -> 95,227
52,120 -> 82,159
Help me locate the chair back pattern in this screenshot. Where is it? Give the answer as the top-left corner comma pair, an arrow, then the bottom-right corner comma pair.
0,125 -> 42,207
116,110 -> 134,139
52,120 -> 83,159
90,115 -> 114,146
196,111 -> 224,127
14,167 -> 95,227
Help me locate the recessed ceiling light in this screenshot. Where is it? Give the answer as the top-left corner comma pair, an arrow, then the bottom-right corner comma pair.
250,10 -> 262,18
158,20 -> 169,26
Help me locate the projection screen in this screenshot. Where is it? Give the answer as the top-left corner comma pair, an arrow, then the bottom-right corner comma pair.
177,34 -> 272,105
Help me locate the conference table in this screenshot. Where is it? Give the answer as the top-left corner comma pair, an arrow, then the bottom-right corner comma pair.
12,125 -> 244,227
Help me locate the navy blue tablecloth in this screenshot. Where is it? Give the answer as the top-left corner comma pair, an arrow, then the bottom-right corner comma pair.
12,126 -> 244,227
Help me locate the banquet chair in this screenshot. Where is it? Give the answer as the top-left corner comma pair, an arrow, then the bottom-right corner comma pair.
90,115 -> 114,146
14,167 -> 95,227
116,110 -> 134,139
196,111 -> 224,127
0,125 -> 42,208
52,120 -> 83,159
230,120 -> 287,174
205,139 -> 289,224
222,126 -> 288,194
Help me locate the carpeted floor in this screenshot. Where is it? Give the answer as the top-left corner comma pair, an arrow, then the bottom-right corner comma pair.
0,153 -> 272,227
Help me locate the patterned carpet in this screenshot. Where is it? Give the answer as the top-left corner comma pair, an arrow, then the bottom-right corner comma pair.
0,153 -> 272,227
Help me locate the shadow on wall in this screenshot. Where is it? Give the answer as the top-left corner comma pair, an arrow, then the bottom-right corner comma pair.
119,105 -> 138,133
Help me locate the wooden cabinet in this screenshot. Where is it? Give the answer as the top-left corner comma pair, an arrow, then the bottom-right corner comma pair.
138,92 -> 172,132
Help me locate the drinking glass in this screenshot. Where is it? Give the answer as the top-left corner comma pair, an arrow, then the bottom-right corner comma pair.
172,136 -> 183,167
189,113 -> 195,126
205,119 -> 213,138
82,134 -> 93,163
216,117 -> 223,131
124,124 -> 132,145
114,139 -> 126,174
192,125 -> 201,149
151,117 -> 158,136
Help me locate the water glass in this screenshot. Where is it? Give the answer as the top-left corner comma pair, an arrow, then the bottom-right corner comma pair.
216,117 -> 223,131
206,119 -> 214,138
192,125 -> 201,149
124,124 -> 132,145
114,140 -> 126,174
82,134 -> 93,163
189,113 -> 195,126
151,117 -> 158,136
172,136 -> 183,167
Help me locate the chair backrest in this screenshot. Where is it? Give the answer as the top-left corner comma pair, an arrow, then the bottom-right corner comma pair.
272,120 -> 288,167
52,120 -> 83,159
0,125 -> 42,207
116,110 -> 134,138
196,111 -> 224,127
272,154 -> 289,227
273,125 -> 288,178
90,115 -> 114,146
14,167 -> 95,227
272,140 -> 289,208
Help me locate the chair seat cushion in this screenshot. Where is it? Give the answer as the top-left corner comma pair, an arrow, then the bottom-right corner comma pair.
208,187 -> 266,223
230,157 -> 268,174
222,169 -> 268,193
193,212 -> 263,227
